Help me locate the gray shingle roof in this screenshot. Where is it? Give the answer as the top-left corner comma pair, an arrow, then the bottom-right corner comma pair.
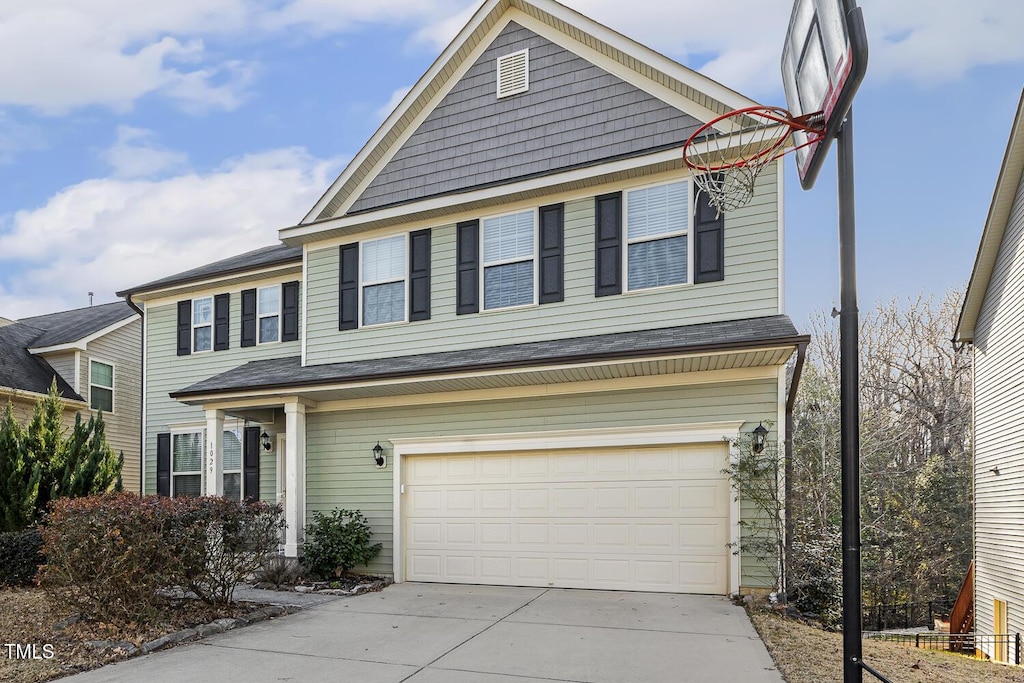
118,243 -> 302,297
172,315 -> 807,398
0,323 -> 83,400
17,301 -> 136,349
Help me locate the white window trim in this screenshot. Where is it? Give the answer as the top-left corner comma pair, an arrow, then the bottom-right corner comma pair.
171,428 -> 204,498
257,284 -> 282,345
359,233 -> 410,328
480,208 -> 539,312
192,296 -> 214,353
622,178 -> 693,293
88,358 -> 115,414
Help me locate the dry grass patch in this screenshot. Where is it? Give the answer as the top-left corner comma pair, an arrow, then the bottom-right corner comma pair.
751,611 -> 1024,683
0,587 -> 266,683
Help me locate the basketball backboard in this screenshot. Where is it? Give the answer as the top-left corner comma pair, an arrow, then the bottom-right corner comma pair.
781,0 -> 868,189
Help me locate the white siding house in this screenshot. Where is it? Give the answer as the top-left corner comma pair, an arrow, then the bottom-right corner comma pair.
956,88 -> 1024,664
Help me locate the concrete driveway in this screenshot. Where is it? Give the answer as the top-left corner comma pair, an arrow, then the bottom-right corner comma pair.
64,583 -> 783,683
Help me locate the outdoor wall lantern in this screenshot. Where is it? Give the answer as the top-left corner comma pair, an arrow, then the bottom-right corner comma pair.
261,431 -> 272,451
373,442 -> 386,469
751,423 -> 769,454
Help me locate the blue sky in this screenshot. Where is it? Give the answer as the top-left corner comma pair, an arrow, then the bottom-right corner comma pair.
0,0 -> 1021,328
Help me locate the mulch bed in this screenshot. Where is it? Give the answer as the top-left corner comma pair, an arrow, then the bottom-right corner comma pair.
0,587 -> 280,683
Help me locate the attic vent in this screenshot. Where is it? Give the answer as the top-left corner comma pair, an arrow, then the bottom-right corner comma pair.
496,49 -> 529,98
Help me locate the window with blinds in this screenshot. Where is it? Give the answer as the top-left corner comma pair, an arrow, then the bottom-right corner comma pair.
192,296 -> 213,352
361,234 -> 407,325
483,210 -> 535,310
223,429 -> 242,500
172,431 -> 203,497
257,285 -> 281,344
625,180 -> 689,290
89,360 -> 113,412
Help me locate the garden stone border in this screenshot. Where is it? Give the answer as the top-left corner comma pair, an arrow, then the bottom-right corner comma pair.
86,604 -> 298,657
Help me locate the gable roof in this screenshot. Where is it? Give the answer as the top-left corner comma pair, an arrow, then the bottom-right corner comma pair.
956,88 -> 1024,343
18,301 -> 136,350
0,322 -> 83,401
118,243 -> 303,299
294,0 -> 755,233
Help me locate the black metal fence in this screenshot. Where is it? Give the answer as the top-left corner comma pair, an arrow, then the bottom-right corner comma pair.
862,599 -> 954,631
868,632 -> 1022,665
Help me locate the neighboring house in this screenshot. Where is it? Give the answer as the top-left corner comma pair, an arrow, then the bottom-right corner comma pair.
956,89 -> 1024,663
120,0 -> 808,595
0,301 -> 142,492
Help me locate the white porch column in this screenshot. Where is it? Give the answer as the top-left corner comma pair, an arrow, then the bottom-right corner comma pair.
204,409 -> 224,496
284,402 -> 306,557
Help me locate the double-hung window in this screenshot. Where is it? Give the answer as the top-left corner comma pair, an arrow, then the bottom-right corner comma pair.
192,297 -> 213,352
89,360 -> 114,412
222,429 -> 242,500
361,234 -> 407,326
257,286 -> 280,343
482,210 -> 535,310
171,431 -> 203,497
625,180 -> 689,291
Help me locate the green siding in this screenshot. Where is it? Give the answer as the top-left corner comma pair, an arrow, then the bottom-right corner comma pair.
304,166 -> 780,365
143,288 -> 300,495
305,378 -> 778,588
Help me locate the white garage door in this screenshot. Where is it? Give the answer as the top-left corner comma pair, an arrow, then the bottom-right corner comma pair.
403,444 -> 731,594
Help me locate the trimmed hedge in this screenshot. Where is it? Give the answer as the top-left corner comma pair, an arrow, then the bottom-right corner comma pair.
0,529 -> 43,586
39,493 -> 283,622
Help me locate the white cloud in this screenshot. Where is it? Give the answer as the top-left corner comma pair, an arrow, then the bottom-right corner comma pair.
101,127 -> 188,179
0,148 -> 344,318
376,86 -> 413,121
0,0 -> 467,115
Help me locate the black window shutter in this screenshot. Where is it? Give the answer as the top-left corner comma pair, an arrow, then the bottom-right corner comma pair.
409,229 -> 431,321
282,281 -> 300,341
176,301 -> 191,356
539,203 -> 564,304
694,184 -> 725,284
456,220 -> 479,315
241,289 -> 257,347
339,243 -> 359,330
243,426 -> 261,503
156,433 -> 171,497
213,293 -> 230,351
594,192 -> 622,297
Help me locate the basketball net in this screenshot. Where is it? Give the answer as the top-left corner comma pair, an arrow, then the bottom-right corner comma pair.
683,106 -> 825,215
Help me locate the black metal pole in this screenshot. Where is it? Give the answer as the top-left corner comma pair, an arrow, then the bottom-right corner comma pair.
838,108 -> 863,683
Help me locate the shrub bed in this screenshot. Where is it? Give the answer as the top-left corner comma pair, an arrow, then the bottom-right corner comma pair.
0,529 -> 43,586
301,509 -> 382,580
39,493 -> 283,623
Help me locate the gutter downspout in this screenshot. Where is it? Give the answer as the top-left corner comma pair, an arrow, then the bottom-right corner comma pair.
784,340 -> 808,600
124,293 -> 146,494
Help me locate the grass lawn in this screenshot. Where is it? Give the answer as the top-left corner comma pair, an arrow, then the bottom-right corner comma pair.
0,587 -> 265,683
751,611 -> 1024,682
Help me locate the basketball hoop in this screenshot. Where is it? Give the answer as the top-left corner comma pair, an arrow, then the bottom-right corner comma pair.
683,106 -> 825,214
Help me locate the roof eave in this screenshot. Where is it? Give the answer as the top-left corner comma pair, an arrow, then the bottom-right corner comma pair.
956,88 -> 1024,344
118,257 -> 303,302
170,334 -> 810,402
